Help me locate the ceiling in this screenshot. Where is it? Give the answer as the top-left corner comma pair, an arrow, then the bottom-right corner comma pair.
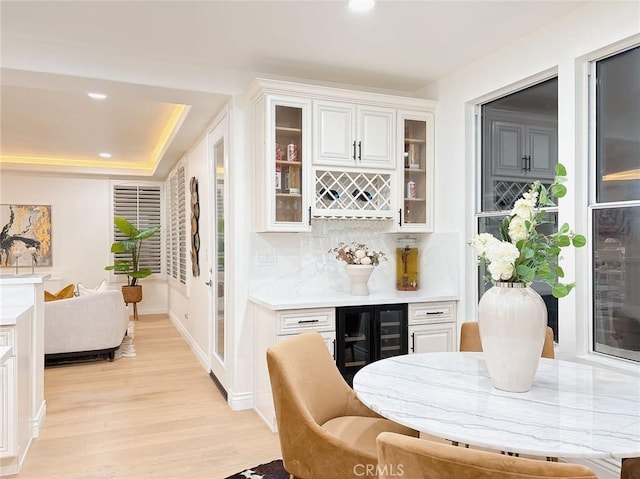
0,0 -> 594,179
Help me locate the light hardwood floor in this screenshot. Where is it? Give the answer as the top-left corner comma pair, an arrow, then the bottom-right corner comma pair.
17,315 -> 281,479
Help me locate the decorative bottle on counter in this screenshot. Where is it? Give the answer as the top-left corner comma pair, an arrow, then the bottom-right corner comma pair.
396,236 -> 419,291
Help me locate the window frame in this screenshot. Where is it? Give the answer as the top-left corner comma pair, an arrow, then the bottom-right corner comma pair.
587,43 -> 640,364
109,180 -> 164,283
165,160 -> 188,291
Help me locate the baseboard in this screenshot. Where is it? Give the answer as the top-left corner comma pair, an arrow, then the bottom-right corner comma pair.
167,312 -> 209,371
227,390 -> 253,411
32,400 -> 46,437
136,306 -> 168,316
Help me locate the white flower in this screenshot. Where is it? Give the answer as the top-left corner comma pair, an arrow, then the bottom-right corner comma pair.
508,216 -> 528,243
511,190 -> 538,219
354,250 -> 366,259
360,256 -> 372,265
488,261 -> 515,281
486,240 -> 519,265
470,233 -> 500,256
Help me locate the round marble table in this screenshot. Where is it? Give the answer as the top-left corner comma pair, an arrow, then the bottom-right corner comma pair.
352,352 -> 640,459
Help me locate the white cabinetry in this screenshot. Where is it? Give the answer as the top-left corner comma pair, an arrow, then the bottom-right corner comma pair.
408,301 -> 457,354
250,79 -> 436,228
313,101 -> 395,169
0,307 -> 33,476
253,92 -> 312,232
253,304 -> 335,432
395,110 -> 435,232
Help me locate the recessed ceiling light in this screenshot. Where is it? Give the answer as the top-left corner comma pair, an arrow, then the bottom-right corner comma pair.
88,92 -> 107,100
348,0 -> 374,13
99,152 -> 112,159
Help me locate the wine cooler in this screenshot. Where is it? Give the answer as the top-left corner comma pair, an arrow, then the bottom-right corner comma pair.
336,303 -> 408,386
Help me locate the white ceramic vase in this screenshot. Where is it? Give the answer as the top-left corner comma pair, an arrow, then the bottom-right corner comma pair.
345,264 -> 374,296
478,282 -> 548,393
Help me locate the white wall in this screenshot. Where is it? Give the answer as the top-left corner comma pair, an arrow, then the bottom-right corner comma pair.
415,2 -> 640,360
0,172 -> 168,314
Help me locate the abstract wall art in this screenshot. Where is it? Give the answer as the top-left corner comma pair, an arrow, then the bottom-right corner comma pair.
0,204 -> 52,267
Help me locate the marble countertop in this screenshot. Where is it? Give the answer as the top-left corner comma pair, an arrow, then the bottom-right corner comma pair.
0,346 -> 13,365
249,289 -> 458,310
353,352 -> 640,459
0,304 -> 33,325
0,273 -> 49,285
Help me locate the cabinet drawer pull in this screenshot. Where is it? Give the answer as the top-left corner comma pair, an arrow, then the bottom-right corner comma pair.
424,311 -> 443,315
297,319 -> 320,324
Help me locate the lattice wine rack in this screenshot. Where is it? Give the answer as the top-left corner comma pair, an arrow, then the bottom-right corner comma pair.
313,170 -> 393,219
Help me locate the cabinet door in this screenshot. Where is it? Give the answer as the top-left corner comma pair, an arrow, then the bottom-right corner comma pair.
527,124 -> 557,180
491,120 -> 526,178
256,95 -> 311,232
409,323 -> 456,354
0,357 -> 15,458
313,101 -> 356,166
395,111 -> 434,232
357,106 -> 395,169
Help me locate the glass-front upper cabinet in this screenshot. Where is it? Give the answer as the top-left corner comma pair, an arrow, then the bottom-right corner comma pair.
396,111 -> 434,232
254,92 -> 311,232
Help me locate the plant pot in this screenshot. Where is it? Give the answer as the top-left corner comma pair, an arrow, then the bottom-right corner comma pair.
345,264 -> 374,296
478,282 -> 547,393
122,285 -> 142,304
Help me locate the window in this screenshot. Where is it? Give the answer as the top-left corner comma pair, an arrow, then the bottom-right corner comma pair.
478,78 -> 559,338
112,184 -> 162,276
591,45 -> 640,362
165,164 -> 187,285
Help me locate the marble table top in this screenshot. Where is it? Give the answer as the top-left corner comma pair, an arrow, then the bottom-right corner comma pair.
353,352 -> 640,459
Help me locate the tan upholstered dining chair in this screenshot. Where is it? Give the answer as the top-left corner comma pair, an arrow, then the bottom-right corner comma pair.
460,321 -> 555,359
266,332 -> 418,479
376,432 -> 598,479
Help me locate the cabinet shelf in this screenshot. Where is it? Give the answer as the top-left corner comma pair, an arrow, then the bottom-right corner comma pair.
276,192 -> 303,198
345,361 -> 367,367
404,197 -> 425,202
345,335 -> 366,342
276,126 -> 302,133
404,167 -> 425,173
405,138 -> 426,144
276,160 -> 303,166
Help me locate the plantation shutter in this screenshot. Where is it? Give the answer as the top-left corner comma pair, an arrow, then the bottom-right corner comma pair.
113,184 -> 162,276
165,165 -> 187,284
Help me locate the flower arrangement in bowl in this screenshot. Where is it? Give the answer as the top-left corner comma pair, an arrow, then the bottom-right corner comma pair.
469,163 -> 586,299
329,241 -> 386,266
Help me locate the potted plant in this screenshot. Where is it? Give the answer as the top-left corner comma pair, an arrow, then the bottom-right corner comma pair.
105,217 -> 159,304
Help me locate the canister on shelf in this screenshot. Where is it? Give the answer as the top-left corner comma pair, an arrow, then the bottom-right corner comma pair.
275,163 -> 282,193
407,180 -> 416,199
396,236 -> 419,291
275,142 -> 282,162
287,140 -> 298,162
289,164 -> 301,194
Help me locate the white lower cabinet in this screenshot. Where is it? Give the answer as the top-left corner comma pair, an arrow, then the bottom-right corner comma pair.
408,301 -> 457,353
253,304 -> 335,432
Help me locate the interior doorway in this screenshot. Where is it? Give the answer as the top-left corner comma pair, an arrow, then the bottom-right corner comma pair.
209,117 -> 228,391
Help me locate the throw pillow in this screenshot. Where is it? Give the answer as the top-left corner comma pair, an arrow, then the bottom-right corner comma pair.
44,284 -> 76,302
77,280 -> 108,296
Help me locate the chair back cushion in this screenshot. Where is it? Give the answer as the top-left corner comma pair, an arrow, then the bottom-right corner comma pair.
460,321 -> 555,359
377,432 -> 598,479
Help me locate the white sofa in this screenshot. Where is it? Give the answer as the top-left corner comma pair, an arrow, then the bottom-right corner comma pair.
44,290 -> 130,362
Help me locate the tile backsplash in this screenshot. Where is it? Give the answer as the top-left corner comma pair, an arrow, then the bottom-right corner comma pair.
250,220 -> 459,299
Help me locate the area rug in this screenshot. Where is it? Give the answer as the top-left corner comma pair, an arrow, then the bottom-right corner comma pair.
114,321 -> 136,358
224,459 -> 287,479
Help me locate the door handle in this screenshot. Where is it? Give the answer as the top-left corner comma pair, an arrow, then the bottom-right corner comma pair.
352,141 -> 357,161
205,280 -> 212,287
357,141 -> 362,161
